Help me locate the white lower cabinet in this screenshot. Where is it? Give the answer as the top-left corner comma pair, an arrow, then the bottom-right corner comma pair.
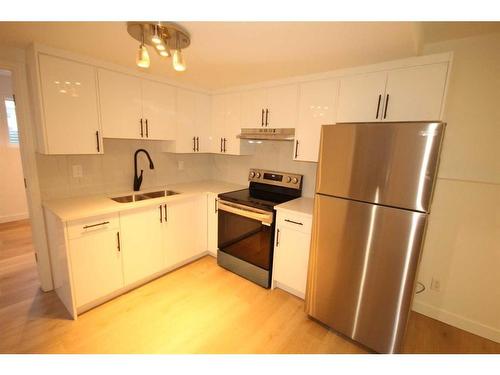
67,214 -> 123,308
207,193 -> 219,256
164,195 -> 208,267
120,205 -> 165,286
273,210 -> 312,299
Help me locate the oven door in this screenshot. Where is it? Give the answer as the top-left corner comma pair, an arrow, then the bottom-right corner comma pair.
217,200 -> 274,272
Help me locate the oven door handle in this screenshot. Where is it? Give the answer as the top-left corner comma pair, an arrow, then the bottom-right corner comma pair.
218,200 -> 273,226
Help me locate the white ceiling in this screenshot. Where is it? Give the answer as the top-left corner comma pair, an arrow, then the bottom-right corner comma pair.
0,22 -> 498,90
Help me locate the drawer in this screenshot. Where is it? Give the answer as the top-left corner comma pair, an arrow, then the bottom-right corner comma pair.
67,213 -> 120,239
277,211 -> 312,234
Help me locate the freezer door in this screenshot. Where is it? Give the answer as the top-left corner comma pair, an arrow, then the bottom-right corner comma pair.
316,122 -> 445,212
305,194 -> 427,353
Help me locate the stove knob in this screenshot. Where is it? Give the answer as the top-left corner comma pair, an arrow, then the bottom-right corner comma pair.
249,171 -> 255,178
285,176 -> 292,183
292,177 -> 299,184
255,172 -> 261,178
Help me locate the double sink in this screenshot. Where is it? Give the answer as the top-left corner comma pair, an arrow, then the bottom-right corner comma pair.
111,189 -> 179,203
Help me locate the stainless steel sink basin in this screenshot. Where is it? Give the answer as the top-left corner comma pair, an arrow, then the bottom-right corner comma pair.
111,195 -> 134,203
111,190 -> 180,203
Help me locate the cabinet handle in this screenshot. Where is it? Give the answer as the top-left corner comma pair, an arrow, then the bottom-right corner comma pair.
140,119 -> 144,137
265,108 -> 269,127
223,138 -> 227,152
376,94 -> 382,119
145,119 -> 149,138
214,197 -> 218,213
261,109 -> 264,127
196,137 -> 199,152
284,219 -> 303,226
160,205 -> 163,223
164,204 -> 168,222
193,136 -> 196,152
276,228 -> 280,247
294,140 -> 299,159
83,221 -> 109,229
383,94 -> 389,119
220,137 -> 223,153
116,232 -> 121,252
95,131 -> 100,153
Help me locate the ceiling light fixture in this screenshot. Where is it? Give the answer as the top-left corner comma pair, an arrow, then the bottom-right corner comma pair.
128,22 -> 190,72
135,28 -> 150,69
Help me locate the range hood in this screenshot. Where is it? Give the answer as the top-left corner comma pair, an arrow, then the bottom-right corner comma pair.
237,128 -> 295,141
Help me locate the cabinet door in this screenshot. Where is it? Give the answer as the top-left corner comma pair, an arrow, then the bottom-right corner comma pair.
164,196 -> 207,268
141,79 -> 176,140
295,79 -> 339,162
240,89 -> 267,128
223,93 -> 243,155
273,225 -> 311,298
98,69 -> 143,139
120,205 -> 164,285
336,71 -> 387,123
195,93 -> 211,153
207,193 -> 218,256
209,95 -> 226,154
38,54 -> 101,154
69,229 -> 123,307
383,63 -> 448,122
175,88 -> 198,153
266,84 -> 298,128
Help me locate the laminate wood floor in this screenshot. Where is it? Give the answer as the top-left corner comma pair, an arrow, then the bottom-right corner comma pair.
1,220 -> 499,354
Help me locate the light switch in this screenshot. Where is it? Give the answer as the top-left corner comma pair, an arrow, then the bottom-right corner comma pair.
72,165 -> 83,178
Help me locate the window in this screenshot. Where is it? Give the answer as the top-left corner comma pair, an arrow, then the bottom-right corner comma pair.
4,98 -> 19,144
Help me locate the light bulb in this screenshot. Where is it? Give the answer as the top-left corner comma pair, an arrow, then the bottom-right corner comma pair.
159,50 -> 169,57
151,25 -> 162,44
172,49 -> 186,71
136,44 -> 150,68
155,44 -> 165,51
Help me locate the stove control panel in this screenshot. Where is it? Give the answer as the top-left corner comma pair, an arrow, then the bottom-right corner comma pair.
248,169 -> 303,189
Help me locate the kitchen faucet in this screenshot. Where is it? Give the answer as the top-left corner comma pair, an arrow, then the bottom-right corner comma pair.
133,149 -> 155,191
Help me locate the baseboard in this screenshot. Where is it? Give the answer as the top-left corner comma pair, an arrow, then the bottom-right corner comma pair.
412,300 -> 500,344
274,281 -> 305,299
0,212 -> 29,224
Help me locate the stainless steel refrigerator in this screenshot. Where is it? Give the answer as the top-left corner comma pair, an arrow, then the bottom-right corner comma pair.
305,121 -> 445,353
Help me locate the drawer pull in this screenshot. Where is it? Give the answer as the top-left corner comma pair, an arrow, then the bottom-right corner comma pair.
83,221 -> 110,229
284,219 -> 303,226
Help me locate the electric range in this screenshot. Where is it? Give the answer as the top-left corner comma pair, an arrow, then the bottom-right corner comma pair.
217,168 -> 303,288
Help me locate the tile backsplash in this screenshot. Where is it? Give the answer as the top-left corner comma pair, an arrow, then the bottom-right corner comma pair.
36,139 -> 317,200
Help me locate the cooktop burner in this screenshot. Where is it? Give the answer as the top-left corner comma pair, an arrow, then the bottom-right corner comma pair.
218,169 -> 303,211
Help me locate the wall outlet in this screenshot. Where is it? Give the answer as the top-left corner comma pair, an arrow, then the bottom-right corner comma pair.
72,165 -> 83,178
430,277 -> 441,292
178,160 -> 184,170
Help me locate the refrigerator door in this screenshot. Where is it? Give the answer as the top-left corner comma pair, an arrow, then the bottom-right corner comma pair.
316,122 -> 445,212
306,194 -> 427,353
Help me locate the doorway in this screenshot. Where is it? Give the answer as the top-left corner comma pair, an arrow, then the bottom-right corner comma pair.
0,68 -> 39,306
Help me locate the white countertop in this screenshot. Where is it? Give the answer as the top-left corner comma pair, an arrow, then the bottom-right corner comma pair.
43,180 -> 245,222
275,197 -> 314,217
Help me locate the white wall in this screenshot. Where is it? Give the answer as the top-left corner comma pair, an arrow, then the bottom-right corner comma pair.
413,33 -> 500,343
0,72 -> 28,223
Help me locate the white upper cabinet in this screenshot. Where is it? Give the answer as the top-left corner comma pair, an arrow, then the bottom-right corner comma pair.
337,62 -> 449,123
165,89 -> 211,153
98,69 -> 143,139
142,79 -> 176,140
294,79 -> 339,162
37,54 -> 102,154
210,93 -> 254,155
98,69 -> 176,140
336,71 -> 388,123
240,84 -> 298,128
267,84 -> 299,128
383,63 -> 449,122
